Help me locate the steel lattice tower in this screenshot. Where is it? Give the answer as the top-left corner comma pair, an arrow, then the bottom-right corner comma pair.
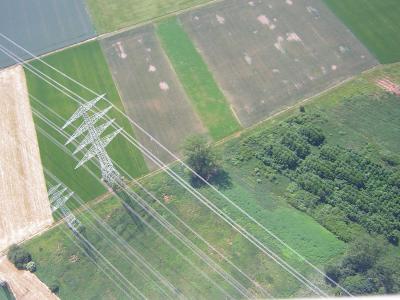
62,94 -> 122,190
48,183 -> 81,232
63,95 -> 144,227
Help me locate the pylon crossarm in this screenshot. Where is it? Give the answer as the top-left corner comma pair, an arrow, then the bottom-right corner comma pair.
62,94 -> 105,129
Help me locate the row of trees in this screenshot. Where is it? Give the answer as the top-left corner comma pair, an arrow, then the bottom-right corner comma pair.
234,112 -> 400,244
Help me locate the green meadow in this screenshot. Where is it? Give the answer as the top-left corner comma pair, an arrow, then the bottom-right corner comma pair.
324,0 -> 400,63
85,0 -> 212,33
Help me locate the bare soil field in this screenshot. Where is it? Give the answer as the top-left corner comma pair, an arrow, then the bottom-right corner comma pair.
0,257 -> 58,299
180,0 -> 378,127
101,25 -> 206,169
0,66 -> 53,252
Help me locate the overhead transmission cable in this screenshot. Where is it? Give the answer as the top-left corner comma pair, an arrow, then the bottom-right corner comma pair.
0,36 -> 350,296
32,107 -> 250,300
0,40 -> 328,297
31,94 -> 273,299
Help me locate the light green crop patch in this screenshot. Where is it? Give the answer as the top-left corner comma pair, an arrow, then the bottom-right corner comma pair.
156,17 -> 241,141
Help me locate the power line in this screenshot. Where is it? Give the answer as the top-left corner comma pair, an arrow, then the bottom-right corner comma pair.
32,95 -> 273,298
0,36 -> 348,296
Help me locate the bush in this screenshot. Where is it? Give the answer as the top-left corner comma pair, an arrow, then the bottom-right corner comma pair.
325,265 -> 341,286
7,244 -> 32,270
25,261 -> 36,272
183,135 -> 222,185
299,125 -> 326,146
49,281 -> 60,294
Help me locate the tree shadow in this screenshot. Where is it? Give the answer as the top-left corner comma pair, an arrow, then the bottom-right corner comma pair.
190,169 -> 232,190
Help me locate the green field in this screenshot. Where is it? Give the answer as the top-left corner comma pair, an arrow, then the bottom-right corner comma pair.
156,18 -> 241,140
25,41 -> 148,203
85,0 -> 212,33
323,0 -> 400,64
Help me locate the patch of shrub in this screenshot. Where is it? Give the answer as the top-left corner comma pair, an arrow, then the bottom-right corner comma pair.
7,244 -> 32,270
25,261 -> 37,272
49,281 -> 60,294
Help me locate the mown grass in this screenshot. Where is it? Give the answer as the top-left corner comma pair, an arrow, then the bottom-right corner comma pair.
156,17 -> 241,141
25,41 -> 148,203
85,0 -> 212,33
323,0 -> 400,63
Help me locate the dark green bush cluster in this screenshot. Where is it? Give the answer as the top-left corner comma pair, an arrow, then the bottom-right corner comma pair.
234,113 -> 400,245
325,236 -> 400,295
7,244 -> 33,270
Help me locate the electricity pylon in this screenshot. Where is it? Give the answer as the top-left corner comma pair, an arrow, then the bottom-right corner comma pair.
63,95 -> 143,226
62,94 -> 122,189
49,183 -> 81,232
48,183 -> 94,257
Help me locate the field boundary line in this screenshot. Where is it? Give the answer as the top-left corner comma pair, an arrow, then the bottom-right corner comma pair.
215,74 -> 366,146
0,0 -> 225,72
97,0 -> 225,40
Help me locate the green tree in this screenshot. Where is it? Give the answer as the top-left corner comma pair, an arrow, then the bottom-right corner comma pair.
325,265 -> 342,286
183,135 -> 221,184
341,275 -> 378,295
7,244 -> 32,270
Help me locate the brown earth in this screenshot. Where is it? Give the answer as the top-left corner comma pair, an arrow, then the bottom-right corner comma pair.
0,257 -> 59,299
0,65 -> 53,252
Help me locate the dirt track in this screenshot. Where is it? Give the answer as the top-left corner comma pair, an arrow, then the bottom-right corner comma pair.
0,65 -> 53,252
0,257 -> 59,299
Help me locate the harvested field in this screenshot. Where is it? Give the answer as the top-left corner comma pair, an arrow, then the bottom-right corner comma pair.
0,66 -> 53,252
101,25 -> 206,169
0,0 -> 95,68
0,257 -> 58,299
180,0 -> 378,127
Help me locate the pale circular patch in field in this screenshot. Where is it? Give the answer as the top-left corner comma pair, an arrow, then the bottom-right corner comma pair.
286,32 -> 302,42
146,48 -> 152,52
257,15 -> 270,25
244,53 -> 252,65
331,64 -> 337,71
248,1 -> 255,6
113,41 -> 127,59
159,81 -> 170,91
286,0 -> 293,5
194,16 -> 200,21
294,82 -> 302,89
216,14 -> 225,24
148,65 -> 156,72
274,36 -> 285,53
257,15 -> 275,30
272,68 -> 280,74
268,4 -> 273,9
